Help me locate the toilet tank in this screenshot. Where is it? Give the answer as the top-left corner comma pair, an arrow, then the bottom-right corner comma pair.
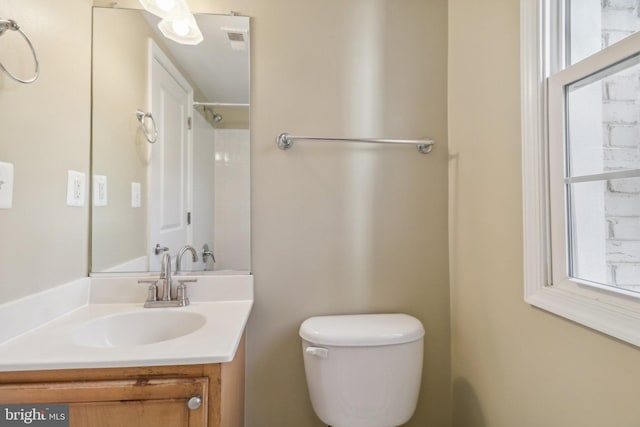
299,314 -> 424,427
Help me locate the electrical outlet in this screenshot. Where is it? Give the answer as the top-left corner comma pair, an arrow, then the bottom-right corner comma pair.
0,161 -> 14,209
131,182 -> 141,208
66,170 -> 86,207
93,175 -> 108,207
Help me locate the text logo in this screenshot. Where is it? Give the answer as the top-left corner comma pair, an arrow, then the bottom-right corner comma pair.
0,405 -> 68,427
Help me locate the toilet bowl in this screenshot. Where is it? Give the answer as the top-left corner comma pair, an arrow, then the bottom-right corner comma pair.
299,313 -> 424,427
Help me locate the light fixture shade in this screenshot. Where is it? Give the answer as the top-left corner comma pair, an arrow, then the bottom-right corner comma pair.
158,14 -> 203,45
138,0 -> 190,19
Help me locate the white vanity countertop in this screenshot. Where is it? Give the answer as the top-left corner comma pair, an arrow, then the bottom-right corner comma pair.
0,274 -> 253,371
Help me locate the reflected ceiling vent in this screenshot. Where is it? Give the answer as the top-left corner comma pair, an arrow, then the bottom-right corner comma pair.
221,27 -> 248,51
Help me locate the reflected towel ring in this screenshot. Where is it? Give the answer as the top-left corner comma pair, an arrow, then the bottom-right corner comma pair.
0,18 -> 40,84
136,109 -> 158,144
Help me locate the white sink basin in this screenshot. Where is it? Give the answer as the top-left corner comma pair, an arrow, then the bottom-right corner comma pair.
0,275 -> 253,371
72,311 -> 207,348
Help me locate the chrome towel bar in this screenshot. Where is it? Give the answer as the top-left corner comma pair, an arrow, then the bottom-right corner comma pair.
276,133 -> 434,154
194,101 -> 249,108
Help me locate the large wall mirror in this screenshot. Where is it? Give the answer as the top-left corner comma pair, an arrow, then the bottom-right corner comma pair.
91,7 -> 250,275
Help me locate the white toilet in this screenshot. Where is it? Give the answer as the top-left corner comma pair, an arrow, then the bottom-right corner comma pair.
299,313 -> 424,427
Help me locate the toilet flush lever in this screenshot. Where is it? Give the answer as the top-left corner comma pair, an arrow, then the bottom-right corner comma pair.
305,347 -> 329,358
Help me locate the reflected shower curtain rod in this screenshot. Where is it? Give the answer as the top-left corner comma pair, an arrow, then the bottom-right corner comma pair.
193,101 -> 249,108
276,133 -> 435,154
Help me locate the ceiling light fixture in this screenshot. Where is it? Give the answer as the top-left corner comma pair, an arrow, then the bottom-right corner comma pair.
138,0 -> 203,45
138,0 -> 187,19
158,14 -> 203,45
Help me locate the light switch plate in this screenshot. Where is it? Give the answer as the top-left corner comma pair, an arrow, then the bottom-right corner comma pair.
0,161 -> 14,209
93,175 -> 108,207
131,182 -> 141,208
66,170 -> 86,207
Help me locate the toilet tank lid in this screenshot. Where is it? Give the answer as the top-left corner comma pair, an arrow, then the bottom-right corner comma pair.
299,313 -> 424,347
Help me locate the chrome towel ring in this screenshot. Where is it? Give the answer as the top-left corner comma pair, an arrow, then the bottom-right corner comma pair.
0,18 -> 39,84
136,109 -> 158,144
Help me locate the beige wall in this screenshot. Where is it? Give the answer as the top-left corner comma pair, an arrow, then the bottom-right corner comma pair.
91,8 -> 151,271
448,0 -> 640,426
239,1 -> 450,425
0,0 -> 91,302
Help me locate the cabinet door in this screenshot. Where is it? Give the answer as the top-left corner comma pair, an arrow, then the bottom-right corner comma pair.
0,377 -> 208,427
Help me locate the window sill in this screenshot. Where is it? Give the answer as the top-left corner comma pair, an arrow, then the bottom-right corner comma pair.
526,282 -> 640,346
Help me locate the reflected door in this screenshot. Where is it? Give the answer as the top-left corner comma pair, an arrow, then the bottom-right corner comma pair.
149,42 -> 193,271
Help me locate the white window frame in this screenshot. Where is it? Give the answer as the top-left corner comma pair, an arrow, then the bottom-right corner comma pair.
522,0 -> 640,347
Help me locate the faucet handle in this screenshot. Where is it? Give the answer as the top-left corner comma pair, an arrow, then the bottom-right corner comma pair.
202,244 -> 215,263
176,279 -> 196,306
154,244 -> 169,255
138,279 -> 159,303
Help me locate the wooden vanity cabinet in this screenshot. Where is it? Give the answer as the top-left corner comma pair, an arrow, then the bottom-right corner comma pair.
0,337 -> 245,427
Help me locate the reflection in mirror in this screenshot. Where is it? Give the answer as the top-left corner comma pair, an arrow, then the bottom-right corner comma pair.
91,7 -> 250,274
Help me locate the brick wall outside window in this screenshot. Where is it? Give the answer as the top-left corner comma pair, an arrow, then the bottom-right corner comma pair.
602,0 -> 640,290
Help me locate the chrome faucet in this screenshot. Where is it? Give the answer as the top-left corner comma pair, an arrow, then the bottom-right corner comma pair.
160,251 -> 172,301
176,245 -> 198,273
138,251 -> 197,308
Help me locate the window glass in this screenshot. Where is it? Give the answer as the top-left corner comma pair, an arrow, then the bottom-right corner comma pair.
568,178 -> 640,291
563,45 -> 640,294
568,0 -> 640,65
566,54 -> 640,177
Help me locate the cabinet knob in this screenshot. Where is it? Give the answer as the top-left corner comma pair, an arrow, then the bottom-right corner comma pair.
188,395 -> 202,410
